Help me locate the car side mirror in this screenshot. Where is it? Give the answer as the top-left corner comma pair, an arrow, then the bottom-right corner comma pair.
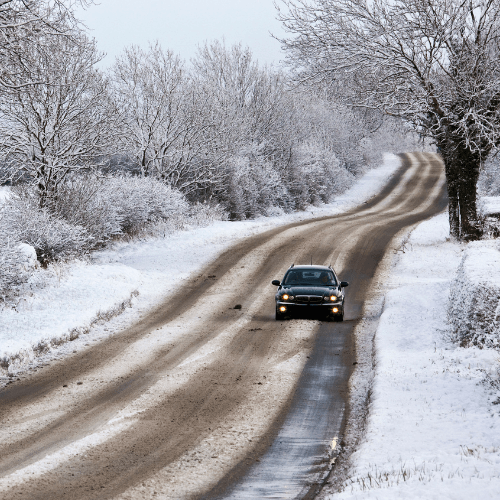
340,281 -> 349,288
272,280 -> 281,286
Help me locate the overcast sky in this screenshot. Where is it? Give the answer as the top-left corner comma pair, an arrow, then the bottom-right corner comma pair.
77,0 -> 287,67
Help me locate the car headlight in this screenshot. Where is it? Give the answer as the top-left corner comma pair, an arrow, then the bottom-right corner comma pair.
281,294 -> 294,301
325,295 -> 338,302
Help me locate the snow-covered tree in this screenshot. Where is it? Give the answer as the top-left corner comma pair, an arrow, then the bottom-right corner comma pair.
0,0 -> 89,91
191,40 -> 295,163
277,0 -> 500,239
190,40 -> 299,205
0,29 -> 116,208
112,44 -> 202,190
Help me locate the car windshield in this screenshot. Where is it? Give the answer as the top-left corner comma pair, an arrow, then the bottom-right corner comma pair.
283,269 -> 337,286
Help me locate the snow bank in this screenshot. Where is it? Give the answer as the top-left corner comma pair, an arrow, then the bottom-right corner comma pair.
16,243 -> 38,270
329,153 -> 401,212
0,186 -> 9,206
480,196 -> 500,217
332,212 -> 500,499
449,241 -> 500,349
479,196 -> 500,238
0,154 -> 402,369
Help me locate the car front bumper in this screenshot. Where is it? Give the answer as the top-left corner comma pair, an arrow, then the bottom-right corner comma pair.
276,301 -> 343,315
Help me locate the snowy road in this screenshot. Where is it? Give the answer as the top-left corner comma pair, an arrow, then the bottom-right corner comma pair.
0,153 -> 446,499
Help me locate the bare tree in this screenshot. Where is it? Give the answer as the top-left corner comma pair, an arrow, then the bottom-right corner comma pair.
191,41 -> 298,200
0,0 -> 90,91
277,0 -> 500,239
112,41 -> 296,201
192,40 -> 294,157
0,30 -> 116,207
112,43 -> 218,195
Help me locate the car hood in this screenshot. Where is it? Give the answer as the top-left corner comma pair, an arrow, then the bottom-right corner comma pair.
282,286 -> 339,296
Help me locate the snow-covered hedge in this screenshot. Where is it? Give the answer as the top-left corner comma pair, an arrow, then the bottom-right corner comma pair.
222,142 -> 357,220
225,151 -> 289,220
478,156 -> 500,197
0,174 -> 192,303
291,142 -> 355,208
103,175 -> 188,234
448,241 -> 500,349
48,174 -> 190,240
2,175 -> 189,257
478,196 -> 500,239
0,197 -> 92,264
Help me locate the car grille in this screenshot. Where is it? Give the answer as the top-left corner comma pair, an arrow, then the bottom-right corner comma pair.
295,295 -> 323,304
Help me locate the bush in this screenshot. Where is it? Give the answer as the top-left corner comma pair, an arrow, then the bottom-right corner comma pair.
478,156 -> 500,197
8,175 -> 190,253
290,142 -> 355,208
101,175 -> 188,234
0,194 -> 92,265
225,148 -> 289,220
0,174 -> 192,301
49,176 -> 122,245
50,174 -> 189,240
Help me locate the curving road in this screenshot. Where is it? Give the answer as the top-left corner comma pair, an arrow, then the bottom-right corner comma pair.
0,153 -> 446,499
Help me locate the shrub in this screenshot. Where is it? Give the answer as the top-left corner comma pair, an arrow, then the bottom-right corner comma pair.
0,194 -> 92,265
101,175 -> 188,234
478,156 -> 500,197
7,175 -> 190,255
49,176 -> 122,245
47,174 -> 189,241
290,142 -> 355,208
225,150 -> 289,220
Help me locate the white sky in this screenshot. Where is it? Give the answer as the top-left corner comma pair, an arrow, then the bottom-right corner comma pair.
77,0 -> 287,67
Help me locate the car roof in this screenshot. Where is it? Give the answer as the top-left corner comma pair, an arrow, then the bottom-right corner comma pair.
286,265 -> 333,272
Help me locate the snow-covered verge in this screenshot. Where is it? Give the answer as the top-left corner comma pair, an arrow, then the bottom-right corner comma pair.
0,153 -> 403,374
330,213 -> 500,499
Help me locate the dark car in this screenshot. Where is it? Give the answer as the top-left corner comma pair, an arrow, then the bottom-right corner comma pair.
271,264 -> 348,321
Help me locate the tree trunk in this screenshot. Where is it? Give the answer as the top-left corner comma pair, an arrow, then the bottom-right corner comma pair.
458,177 -> 481,240
37,163 -> 49,209
456,146 -> 482,240
447,177 -> 460,239
440,143 -> 482,241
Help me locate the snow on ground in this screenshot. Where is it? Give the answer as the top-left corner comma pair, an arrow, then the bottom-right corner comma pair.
1,261 -> 141,357
0,186 -> 10,206
480,196 -> 500,216
331,212 -> 500,499
479,196 -> 500,238
0,154 -> 402,367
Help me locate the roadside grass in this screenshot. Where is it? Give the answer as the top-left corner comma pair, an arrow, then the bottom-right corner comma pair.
341,461 -> 444,492
340,451 -> 500,493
